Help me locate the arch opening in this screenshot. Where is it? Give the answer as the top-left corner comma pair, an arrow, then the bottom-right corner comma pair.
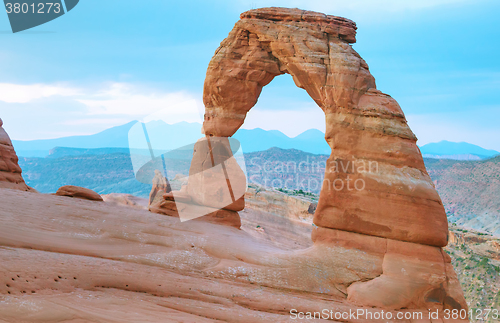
196,8 -> 449,247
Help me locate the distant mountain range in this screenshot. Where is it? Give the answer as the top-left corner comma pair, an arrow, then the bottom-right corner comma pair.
420,141 -> 499,160
12,121 -> 499,160
12,121 -> 331,157
18,146 -> 500,236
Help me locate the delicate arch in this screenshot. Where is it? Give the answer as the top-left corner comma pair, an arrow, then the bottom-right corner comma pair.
200,7 -> 448,247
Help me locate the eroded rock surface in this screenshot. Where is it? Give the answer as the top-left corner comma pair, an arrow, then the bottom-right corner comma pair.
201,7 -> 447,247
161,7 -> 466,312
0,118 -> 34,192
102,193 -> 149,210
55,185 -> 103,201
0,188 -> 467,322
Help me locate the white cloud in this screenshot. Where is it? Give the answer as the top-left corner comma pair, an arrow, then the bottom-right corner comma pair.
0,82 -> 204,140
2,81 -> 497,152
76,83 -> 204,122
0,81 -> 204,121
0,83 -> 81,103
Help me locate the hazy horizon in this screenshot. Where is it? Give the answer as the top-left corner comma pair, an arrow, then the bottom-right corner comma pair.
0,0 -> 499,150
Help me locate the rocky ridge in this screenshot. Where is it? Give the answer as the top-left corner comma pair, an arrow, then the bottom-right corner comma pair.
0,118 -> 34,192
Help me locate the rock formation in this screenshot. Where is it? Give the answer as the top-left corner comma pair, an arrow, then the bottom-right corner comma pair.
244,185 -> 315,223
1,185 -> 468,322
0,8 -> 471,321
149,190 -> 242,229
148,170 -> 171,205
149,7 -> 467,312
55,185 -> 103,201
102,193 -> 149,210
149,137 -> 244,229
202,7 -> 447,246
0,118 -> 34,192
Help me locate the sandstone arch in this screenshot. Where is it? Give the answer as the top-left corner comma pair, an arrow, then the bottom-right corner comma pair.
202,7 -> 448,247
149,7 -> 467,310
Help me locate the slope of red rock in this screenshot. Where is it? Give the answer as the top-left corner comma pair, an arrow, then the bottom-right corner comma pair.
0,118 -> 33,192
0,188 -> 466,322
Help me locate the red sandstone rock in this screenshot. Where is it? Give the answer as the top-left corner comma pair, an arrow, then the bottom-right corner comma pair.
0,118 -> 35,192
149,137 -> 245,229
148,169 -> 171,205
55,185 -> 103,201
0,7 -> 470,322
0,188 -> 468,321
149,197 -> 241,229
192,7 -> 465,311
102,193 -> 148,210
201,7 -> 447,246
186,137 -> 247,212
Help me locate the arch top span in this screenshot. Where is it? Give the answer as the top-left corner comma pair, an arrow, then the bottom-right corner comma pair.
201,7 -> 448,248
240,7 -> 358,43
202,7 -> 375,138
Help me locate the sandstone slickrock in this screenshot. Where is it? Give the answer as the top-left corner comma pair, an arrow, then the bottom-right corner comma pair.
55,185 -> 103,201
0,118 -> 34,192
150,190 -> 242,229
1,7 -> 466,318
102,193 -> 148,210
1,188 -> 466,322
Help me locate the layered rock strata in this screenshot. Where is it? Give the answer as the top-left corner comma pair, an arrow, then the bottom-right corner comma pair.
148,7 -> 466,312
0,188 -> 468,321
201,7 -> 447,247
0,118 -> 34,192
55,185 -> 103,201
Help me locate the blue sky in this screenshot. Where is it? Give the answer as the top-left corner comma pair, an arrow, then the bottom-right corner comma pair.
0,0 -> 499,150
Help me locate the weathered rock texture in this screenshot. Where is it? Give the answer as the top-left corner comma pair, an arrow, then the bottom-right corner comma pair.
149,190 -> 242,229
202,7 -> 447,247
149,137 -> 245,229
188,7 -> 466,312
148,170 -> 171,205
244,185 -> 315,223
102,193 -> 149,210
0,118 -> 33,192
55,185 -> 103,201
0,188 -> 467,322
